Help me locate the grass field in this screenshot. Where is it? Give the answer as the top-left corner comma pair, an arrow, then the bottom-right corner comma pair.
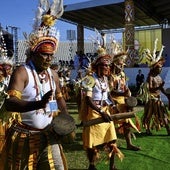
63,102 -> 170,170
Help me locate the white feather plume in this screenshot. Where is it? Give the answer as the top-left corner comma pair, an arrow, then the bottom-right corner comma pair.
138,38 -> 165,67
32,0 -> 64,30
152,38 -> 158,61
110,37 -> 123,56
33,6 -> 44,31
39,0 -> 50,12
88,32 -> 101,51
51,0 -> 64,18
94,28 -> 101,40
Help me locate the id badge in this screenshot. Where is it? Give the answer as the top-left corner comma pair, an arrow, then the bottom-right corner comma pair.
45,100 -> 58,113
105,99 -> 113,105
49,100 -> 58,112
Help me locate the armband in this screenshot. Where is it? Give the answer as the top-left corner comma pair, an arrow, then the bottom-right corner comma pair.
7,90 -> 22,99
56,92 -> 63,100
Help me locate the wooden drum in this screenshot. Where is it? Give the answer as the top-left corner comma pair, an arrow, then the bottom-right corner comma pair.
126,96 -> 138,108
52,113 -> 76,144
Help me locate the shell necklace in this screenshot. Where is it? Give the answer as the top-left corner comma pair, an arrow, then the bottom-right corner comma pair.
95,73 -> 108,92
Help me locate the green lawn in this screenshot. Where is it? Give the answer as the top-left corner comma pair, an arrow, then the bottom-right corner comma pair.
63,102 -> 170,170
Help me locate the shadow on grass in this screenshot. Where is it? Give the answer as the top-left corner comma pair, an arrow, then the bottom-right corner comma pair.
62,138 -> 83,152
74,132 -> 83,141
133,131 -> 170,138
68,168 -> 87,170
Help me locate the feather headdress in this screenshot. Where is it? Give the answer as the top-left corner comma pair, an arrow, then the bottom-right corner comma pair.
0,31 -> 13,66
109,36 -> 127,65
88,29 -> 112,71
0,31 -> 8,60
138,38 -> 165,67
24,0 -> 63,53
88,28 -> 107,56
89,29 -> 128,68
110,35 -> 124,56
33,0 -> 63,30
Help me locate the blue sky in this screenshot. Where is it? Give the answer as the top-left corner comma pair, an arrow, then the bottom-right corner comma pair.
0,0 -> 121,41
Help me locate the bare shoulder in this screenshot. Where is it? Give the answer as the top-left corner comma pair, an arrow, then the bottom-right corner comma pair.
12,65 -> 27,78
8,65 -> 28,90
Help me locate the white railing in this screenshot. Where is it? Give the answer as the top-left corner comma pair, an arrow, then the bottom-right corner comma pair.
17,40 -> 95,64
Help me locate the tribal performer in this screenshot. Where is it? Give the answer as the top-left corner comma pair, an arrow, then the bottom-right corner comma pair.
80,45 -> 124,170
138,39 -> 170,135
0,31 -> 14,154
0,63 -> 8,154
0,0 -> 70,169
109,48 -> 141,151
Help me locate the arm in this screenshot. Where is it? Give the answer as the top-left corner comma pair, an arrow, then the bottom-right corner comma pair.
110,87 -> 131,97
109,73 -> 131,97
85,95 -> 112,122
108,93 -> 116,107
85,96 -> 101,113
5,66 -> 52,112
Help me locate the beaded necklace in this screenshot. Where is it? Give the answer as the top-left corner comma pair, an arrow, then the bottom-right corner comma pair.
95,73 -> 108,92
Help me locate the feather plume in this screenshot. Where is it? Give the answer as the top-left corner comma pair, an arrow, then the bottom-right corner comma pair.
94,28 -> 100,37
33,6 -> 44,31
88,30 -> 101,51
110,37 -> 123,56
152,38 -> 158,60
156,45 -> 165,62
32,0 -> 64,30
138,38 -> 165,67
39,0 -> 50,12
51,0 -> 64,18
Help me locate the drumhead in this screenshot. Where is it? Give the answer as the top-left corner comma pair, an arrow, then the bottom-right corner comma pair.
52,113 -> 76,136
126,96 -> 137,107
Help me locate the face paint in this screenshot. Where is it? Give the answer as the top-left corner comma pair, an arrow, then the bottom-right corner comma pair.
98,63 -> 111,76
33,52 -> 54,71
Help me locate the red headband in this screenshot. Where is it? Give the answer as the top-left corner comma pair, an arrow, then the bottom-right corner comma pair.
31,37 -> 58,53
35,42 -> 55,53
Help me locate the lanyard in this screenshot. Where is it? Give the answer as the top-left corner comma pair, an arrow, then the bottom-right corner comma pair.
28,61 -> 54,100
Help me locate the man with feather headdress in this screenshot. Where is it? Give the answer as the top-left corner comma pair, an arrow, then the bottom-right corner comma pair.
0,1 -> 70,169
109,41 -> 141,151
80,32 -> 124,170
0,31 -> 14,155
138,39 -> 170,135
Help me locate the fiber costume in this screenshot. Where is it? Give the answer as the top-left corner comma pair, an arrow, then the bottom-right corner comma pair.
137,38 -> 170,135
109,49 -> 141,151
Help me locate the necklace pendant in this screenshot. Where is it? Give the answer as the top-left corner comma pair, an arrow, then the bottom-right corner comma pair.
39,73 -> 46,83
